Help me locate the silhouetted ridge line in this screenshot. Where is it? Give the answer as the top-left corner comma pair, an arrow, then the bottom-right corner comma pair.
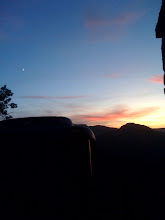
155,128 -> 165,133
119,123 -> 152,135
89,125 -> 117,138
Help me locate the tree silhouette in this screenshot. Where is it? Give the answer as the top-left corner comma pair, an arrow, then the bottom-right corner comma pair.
0,85 -> 17,120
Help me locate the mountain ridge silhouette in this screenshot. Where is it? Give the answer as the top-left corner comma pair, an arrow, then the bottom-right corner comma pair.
89,122 -> 165,219
89,122 -> 165,154
90,122 -> 165,139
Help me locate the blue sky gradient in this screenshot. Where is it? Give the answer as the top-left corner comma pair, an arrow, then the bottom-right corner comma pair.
1,0 -> 165,128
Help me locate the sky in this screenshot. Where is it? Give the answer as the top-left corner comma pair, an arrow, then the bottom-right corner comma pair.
1,0 -> 165,128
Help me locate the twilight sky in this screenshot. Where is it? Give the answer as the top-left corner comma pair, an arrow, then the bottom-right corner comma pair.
1,0 -> 165,128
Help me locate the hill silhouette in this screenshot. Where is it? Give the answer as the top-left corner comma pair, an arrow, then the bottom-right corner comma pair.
90,122 -> 164,139
90,123 -> 165,152
89,123 -> 165,219
89,125 -> 118,137
120,122 -> 152,133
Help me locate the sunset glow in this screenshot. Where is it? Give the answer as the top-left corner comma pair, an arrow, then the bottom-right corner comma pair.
1,0 -> 165,128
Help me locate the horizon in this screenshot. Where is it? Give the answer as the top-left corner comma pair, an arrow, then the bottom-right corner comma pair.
1,0 -> 165,129
1,115 -> 165,130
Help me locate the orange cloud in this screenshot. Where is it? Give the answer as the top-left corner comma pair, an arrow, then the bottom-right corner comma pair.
147,75 -> 163,84
71,106 -> 159,124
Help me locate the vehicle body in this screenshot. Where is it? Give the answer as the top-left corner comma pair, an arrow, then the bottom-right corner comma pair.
0,116 -> 96,219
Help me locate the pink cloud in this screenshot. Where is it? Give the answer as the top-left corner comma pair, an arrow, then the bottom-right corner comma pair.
147,75 -> 163,84
70,106 -> 158,124
21,95 -> 87,99
85,11 -> 145,42
85,11 -> 145,28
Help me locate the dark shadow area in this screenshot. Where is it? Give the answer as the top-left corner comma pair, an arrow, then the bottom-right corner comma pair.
89,123 -> 165,219
0,117 -> 95,219
156,0 -> 165,88
1,117 -> 165,219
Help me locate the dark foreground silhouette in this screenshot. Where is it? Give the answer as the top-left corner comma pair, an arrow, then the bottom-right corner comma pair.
0,117 -> 95,219
156,0 -> 165,89
90,123 -> 165,219
1,118 -> 165,219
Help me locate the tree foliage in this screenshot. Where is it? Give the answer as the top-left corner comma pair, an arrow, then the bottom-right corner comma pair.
0,85 -> 17,120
